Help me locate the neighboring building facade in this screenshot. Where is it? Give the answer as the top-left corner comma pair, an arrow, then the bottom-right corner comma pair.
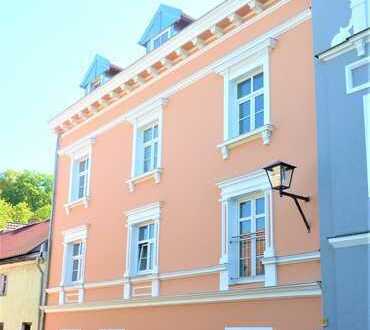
312,1 -> 370,329
44,1 -> 322,329
0,221 -> 49,330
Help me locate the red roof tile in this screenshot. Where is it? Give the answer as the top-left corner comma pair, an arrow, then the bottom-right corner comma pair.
0,221 -> 49,260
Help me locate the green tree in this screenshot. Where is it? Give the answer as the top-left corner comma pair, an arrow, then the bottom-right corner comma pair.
0,170 -> 53,212
11,202 -> 33,224
33,204 -> 52,221
0,199 -> 13,230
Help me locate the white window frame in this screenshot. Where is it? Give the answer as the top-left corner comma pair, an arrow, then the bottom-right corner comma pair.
214,38 -> 276,159
149,27 -> 172,52
60,138 -> 95,214
217,170 -> 276,290
70,242 -> 84,283
126,98 -> 167,192
142,123 -> 159,174
235,70 -> 265,136
76,157 -> 89,200
136,223 -> 156,274
364,94 -> 370,197
237,193 -> 266,280
124,202 -> 161,299
345,56 -> 370,94
59,225 -> 88,305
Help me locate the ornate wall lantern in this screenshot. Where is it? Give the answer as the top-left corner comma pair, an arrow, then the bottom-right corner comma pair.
264,161 -> 311,233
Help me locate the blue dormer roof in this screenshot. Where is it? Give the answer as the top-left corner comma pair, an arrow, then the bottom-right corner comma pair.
138,4 -> 185,46
80,54 -> 112,89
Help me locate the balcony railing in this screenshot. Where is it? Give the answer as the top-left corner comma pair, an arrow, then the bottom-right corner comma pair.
230,230 -> 265,280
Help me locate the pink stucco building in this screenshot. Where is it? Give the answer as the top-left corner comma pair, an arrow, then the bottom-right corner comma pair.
44,1 -> 322,329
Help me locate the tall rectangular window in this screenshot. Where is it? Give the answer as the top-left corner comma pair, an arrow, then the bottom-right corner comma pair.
0,274 -> 7,296
77,158 -> 89,199
237,72 -> 264,135
237,196 -> 265,279
71,242 -> 84,282
63,241 -> 85,285
137,223 -> 155,272
142,124 -> 159,174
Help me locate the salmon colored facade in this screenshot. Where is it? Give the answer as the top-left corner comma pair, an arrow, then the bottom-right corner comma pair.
44,0 -> 322,329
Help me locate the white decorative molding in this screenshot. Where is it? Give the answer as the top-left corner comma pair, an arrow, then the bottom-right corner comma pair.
64,196 -> 89,215
124,202 -> 162,298
217,125 -> 274,159
126,99 -> 166,191
345,56 -> 370,94
125,202 -> 162,225
62,225 -> 89,244
126,168 -> 162,192
263,251 -> 320,265
49,0 -> 303,135
59,225 -> 89,305
328,232 -> 370,248
331,0 -> 369,47
42,282 -> 322,313
217,170 -> 276,288
214,36 -> 275,157
47,264 -> 226,295
319,29 -> 370,62
53,8 -> 310,146
58,138 -> 95,158
217,170 -> 270,201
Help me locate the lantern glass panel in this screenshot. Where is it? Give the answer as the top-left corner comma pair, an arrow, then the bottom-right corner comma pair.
281,164 -> 294,189
267,166 -> 282,189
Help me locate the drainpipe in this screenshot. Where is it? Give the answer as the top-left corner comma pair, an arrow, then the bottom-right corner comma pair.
36,251 -> 45,330
40,134 -> 61,330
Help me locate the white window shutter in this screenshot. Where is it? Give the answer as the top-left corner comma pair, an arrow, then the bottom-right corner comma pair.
65,244 -> 74,284
227,199 -> 239,280
135,132 -> 144,176
71,161 -> 80,201
228,81 -> 238,139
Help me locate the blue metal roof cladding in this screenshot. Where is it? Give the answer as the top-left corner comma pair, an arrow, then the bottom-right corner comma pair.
138,4 -> 184,46
80,54 -> 112,89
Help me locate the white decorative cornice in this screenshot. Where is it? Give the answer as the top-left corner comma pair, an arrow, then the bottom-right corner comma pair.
42,282 -> 321,313
125,202 -> 162,225
62,225 -> 89,244
125,98 -> 168,125
48,0 -> 295,134
328,232 -> 370,248
58,138 -> 95,158
217,169 -> 270,201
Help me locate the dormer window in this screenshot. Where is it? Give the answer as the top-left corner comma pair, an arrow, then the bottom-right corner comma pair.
153,28 -> 170,50
90,76 -> 102,92
80,54 -> 122,95
138,4 -> 194,54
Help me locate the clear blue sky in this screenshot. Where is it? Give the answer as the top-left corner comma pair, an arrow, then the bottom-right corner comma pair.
0,0 -> 221,174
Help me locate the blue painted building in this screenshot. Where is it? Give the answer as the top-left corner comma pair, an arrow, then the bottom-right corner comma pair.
312,0 -> 370,329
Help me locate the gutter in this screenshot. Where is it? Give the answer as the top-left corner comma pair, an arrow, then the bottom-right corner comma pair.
41,134 -> 61,330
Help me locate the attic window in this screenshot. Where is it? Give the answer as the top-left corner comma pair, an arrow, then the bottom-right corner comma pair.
90,76 -> 102,91
153,28 -> 170,50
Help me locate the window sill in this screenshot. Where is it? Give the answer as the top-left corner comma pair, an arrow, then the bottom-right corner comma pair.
127,168 -> 162,192
64,196 -> 89,215
230,275 -> 265,286
217,124 -> 273,159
